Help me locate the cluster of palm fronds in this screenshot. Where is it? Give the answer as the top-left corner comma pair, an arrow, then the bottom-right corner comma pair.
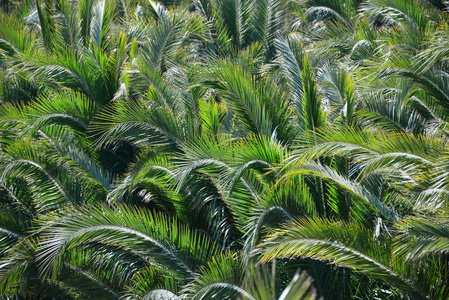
1,0 -> 449,299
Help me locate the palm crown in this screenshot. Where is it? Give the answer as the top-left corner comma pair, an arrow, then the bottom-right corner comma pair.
0,0 -> 449,299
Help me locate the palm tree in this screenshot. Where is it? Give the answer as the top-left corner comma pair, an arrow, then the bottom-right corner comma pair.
1,0 -> 449,299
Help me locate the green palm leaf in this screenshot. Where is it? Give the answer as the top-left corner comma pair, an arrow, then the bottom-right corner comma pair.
261,217 -> 425,299
35,204 -> 220,281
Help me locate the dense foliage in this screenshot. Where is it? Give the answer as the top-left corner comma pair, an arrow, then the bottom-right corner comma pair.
1,0 -> 449,299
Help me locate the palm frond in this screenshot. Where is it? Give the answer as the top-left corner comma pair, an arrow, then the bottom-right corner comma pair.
36,204 -> 220,280
209,60 -> 295,143
261,217 -> 425,299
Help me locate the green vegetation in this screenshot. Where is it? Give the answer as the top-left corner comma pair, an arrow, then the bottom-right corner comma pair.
0,0 -> 449,298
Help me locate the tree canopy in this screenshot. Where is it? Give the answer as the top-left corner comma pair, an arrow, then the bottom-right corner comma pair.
1,0 -> 449,299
